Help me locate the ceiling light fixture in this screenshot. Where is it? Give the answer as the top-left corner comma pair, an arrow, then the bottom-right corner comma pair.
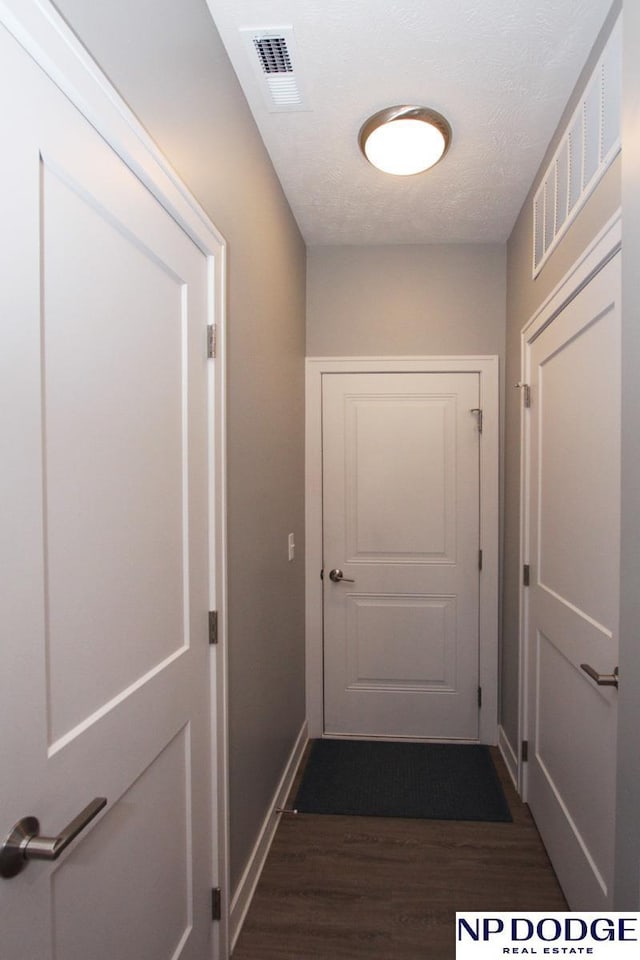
358,106 -> 452,176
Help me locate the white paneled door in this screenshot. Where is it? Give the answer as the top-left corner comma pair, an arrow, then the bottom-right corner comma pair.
322,373 -> 481,739
526,253 -> 621,908
0,17 -> 214,960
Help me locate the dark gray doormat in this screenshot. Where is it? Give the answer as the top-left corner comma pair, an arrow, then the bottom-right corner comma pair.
294,739 -> 512,822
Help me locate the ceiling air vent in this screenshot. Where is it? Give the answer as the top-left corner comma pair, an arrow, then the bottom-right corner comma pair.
240,26 -> 307,112
253,36 -> 293,75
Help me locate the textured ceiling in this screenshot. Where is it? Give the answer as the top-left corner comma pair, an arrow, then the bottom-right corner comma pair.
206,0 -> 615,245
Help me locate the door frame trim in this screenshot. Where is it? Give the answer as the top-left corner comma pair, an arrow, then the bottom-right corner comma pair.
518,210 -> 622,801
1,2 -> 230,955
306,356 -> 500,744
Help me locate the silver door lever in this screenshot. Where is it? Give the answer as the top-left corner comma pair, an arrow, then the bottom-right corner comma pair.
0,797 -> 107,879
329,568 -> 355,583
580,663 -> 619,689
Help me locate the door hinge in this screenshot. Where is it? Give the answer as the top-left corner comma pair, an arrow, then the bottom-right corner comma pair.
478,686 -> 482,708
207,324 -> 217,359
211,887 -> 221,921
523,563 -> 530,587
470,408 -> 483,433
478,549 -> 483,571
521,740 -> 529,763
320,568 -> 324,580
208,610 -> 218,645
515,382 -> 531,408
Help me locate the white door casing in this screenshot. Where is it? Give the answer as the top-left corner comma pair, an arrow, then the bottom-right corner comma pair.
306,357 -> 499,744
0,3 -> 228,958
521,216 -> 621,909
322,372 -> 481,739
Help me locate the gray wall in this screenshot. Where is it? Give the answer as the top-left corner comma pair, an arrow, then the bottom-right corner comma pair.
616,0 -> 640,907
53,0 -> 307,894
502,3 -> 621,755
307,244 -> 506,358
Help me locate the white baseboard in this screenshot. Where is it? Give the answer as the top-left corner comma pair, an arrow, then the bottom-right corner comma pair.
498,725 -> 519,792
229,720 -> 308,952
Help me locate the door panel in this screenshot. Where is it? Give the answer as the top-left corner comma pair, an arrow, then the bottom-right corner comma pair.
0,19 -> 213,959
345,395 -> 453,560
527,254 -> 620,907
51,728 -> 192,960
345,595 -> 458,691
322,372 -> 480,739
537,299 -> 620,625
42,154 -> 187,746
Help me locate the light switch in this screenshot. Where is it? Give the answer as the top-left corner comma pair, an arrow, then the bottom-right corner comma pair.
288,533 -> 295,562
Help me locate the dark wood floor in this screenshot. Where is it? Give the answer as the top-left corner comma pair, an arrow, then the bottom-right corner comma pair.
232,746 -> 567,960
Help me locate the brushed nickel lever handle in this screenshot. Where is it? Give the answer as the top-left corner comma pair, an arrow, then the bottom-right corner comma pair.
329,568 -> 355,583
580,664 -> 619,689
0,797 -> 107,879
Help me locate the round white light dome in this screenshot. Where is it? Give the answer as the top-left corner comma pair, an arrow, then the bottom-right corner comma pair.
359,107 -> 452,177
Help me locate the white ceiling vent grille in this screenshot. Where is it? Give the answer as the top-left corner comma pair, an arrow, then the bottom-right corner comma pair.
532,15 -> 621,277
240,27 -> 307,112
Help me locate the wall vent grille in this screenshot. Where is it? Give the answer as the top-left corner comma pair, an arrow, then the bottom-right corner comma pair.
241,26 -> 307,112
532,15 -> 621,277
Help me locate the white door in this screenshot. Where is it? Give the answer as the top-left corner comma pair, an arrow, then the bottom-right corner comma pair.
526,253 -> 621,908
0,18 -> 215,960
322,372 -> 481,739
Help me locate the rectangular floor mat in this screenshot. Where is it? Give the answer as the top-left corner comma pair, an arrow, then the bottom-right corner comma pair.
294,739 -> 513,822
